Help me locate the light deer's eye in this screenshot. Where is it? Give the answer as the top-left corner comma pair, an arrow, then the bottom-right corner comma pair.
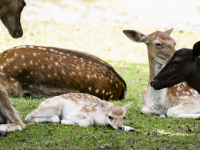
109,116 -> 113,120
155,43 -> 163,48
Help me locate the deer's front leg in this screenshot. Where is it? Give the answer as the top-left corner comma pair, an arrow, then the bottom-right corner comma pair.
0,89 -> 25,136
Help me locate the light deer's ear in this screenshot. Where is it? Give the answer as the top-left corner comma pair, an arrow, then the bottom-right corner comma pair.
164,28 -> 173,36
122,102 -> 133,114
123,30 -> 148,43
94,97 -> 107,113
192,41 -> 200,57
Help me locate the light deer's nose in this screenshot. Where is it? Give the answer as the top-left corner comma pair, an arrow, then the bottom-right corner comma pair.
117,125 -> 124,130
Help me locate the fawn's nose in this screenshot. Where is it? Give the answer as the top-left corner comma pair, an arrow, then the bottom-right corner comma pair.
117,125 -> 124,130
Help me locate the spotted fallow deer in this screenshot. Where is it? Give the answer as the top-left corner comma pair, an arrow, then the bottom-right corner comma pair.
25,93 -> 135,131
123,29 -> 200,119
0,0 -> 26,38
0,45 -> 126,100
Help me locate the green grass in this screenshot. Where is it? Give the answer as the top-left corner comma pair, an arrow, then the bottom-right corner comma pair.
1,62 -> 200,150
0,0 -> 200,149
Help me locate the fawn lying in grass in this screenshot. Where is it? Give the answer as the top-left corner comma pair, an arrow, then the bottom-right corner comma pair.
25,93 -> 134,131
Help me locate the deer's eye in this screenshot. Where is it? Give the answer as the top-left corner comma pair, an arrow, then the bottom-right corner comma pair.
155,43 -> 163,48
123,116 -> 126,120
109,116 -> 113,120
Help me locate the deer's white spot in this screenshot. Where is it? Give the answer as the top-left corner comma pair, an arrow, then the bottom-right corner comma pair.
33,53 -> 36,57
10,77 -> 15,81
50,49 -> 54,52
186,92 -> 190,95
0,65 -> 3,70
14,83 -> 18,87
42,48 -> 46,50
23,63 -> 26,66
62,70 -> 65,75
14,53 -> 18,56
48,74 -> 51,78
29,85 -> 33,88
87,75 -> 90,78
30,60 -> 33,64
110,95 -> 114,99
48,65 -> 51,69
79,72 -> 81,75
95,89 -> 99,93
29,46 -> 34,48
73,56 -> 77,59
41,65 -> 44,69
6,59 -> 9,62
110,79 -> 112,83
72,72 -> 75,75
38,47 -> 42,49
88,87 -> 92,91
76,66 -> 79,69
14,66 -> 18,69
55,62 -> 58,66
94,74 -> 97,78
30,71 -> 33,75
21,55 -> 24,59
63,56 -> 66,59
116,84 -> 118,88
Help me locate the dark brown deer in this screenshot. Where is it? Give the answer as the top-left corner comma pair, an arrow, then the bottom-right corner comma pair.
0,0 -> 26,38
123,29 -> 200,119
0,45 -> 126,100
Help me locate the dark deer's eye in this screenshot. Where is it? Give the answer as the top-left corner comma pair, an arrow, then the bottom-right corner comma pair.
109,116 -> 113,120
155,43 -> 163,48
174,61 -> 180,65
123,116 -> 126,120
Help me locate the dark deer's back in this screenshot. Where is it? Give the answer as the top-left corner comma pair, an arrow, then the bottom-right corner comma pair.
0,45 -> 126,100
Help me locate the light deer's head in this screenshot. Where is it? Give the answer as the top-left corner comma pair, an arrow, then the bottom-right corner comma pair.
95,98 -> 132,130
123,29 -> 176,65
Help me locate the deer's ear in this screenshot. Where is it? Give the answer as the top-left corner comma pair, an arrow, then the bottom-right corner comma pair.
192,41 -> 200,57
94,98 -> 107,113
123,30 -> 148,43
122,102 -> 133,114
164,28 -> 173,36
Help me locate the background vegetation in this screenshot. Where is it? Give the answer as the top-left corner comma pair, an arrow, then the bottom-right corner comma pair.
0,0 -> 200,149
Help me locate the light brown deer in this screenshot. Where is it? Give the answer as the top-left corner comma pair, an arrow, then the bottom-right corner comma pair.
25,93 -> 135,131
0,45 -> 126,100
123,29 -> 200,118
0,0 -> 26,38
0,45 -> 126,135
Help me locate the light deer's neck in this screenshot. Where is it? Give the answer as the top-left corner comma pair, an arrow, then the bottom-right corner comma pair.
148,57 -> 162,86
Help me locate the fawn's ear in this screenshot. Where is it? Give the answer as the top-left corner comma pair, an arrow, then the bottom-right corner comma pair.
163,28 -> 173,36
122,102 -> 133,114
192,41 -> 200,57
94,97 -> 107,113
123,30 -> 148,43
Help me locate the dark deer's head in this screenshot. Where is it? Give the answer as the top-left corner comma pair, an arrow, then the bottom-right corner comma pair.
150,41 -> 200,91
0,0 -> 26,38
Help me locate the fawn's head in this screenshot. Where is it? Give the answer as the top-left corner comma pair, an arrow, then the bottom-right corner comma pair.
95,98 -> 132,130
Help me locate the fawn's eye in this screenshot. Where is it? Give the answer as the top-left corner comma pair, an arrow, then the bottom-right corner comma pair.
123,116 -> 126,120
109,116 -> 113,120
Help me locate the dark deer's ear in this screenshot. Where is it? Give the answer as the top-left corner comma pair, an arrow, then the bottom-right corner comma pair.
123,30 -> 148,43
192,41 -> 200,57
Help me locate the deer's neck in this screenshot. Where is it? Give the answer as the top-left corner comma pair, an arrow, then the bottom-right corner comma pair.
148,57 -> 162,86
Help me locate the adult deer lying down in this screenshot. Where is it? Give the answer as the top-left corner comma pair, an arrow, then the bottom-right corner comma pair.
0,0 -> 26,38
25,93 -> 135,131
0,45 -> 126,100
151,41 -> 200,93
123,29 -> 200,119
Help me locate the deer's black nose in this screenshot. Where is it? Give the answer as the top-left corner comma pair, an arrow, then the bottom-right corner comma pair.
150,79 -> 157,87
